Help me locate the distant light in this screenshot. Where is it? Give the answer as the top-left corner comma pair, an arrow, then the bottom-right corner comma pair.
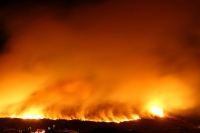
151,106 -> 163,117
134,116 -> 140,120
9,115 -> 15,118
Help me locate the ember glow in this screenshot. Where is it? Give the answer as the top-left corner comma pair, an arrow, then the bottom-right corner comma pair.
0,0 -> 200,123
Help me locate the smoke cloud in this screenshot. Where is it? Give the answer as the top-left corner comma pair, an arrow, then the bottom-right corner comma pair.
0,0 -> 200,122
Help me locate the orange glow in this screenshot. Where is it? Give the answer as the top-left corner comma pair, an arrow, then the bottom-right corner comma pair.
151,106 -> 163,117
4,112 -> 141,123
0,0 -> 199,123
9,115 -> 15,118
7,114 -> 44,119
21,114 -> 43,119
134,116 -> 140,120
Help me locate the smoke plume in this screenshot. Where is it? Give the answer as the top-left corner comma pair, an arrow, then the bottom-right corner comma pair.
0,0 -> 200,122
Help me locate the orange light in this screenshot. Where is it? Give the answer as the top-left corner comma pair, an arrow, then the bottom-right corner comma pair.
9,115 -> 15,118
20,114 -> 43,119
151,106 -> 163,117
134,116 -> 140,120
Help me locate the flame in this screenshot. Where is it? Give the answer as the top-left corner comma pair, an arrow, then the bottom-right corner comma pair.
6,112 -> 141,123
9,115 -> 15,118
0,0 -> 199,123
21,114 -> 43,119
8,114 -> 43,119
134,116 -> 140,120
150,106 -> 163,117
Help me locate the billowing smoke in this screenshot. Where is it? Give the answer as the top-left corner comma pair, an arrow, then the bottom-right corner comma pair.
0,0 -> 200,122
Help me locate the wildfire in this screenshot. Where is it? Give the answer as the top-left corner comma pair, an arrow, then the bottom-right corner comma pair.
134,116 -> 140,120
6,113 -> 141,123
8,114 -> 43,119
21,114 -> 43,119
150,106 -> 164,117
3,103 -> 166,122
2,101 -> 166,122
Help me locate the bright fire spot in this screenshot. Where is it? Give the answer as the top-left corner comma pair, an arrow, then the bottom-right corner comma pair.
20,114 -> 43,119
9,115 -> 15,118
151,106 -> 163,117
134,116 -> 140,120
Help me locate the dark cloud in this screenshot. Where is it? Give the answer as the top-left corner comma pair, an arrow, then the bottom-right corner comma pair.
0,21 -> 9,54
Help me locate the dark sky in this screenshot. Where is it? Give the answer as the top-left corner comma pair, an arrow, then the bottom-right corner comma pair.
0,0 -> 200,123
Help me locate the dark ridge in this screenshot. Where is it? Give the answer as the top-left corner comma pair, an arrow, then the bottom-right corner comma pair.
0,117 -> 199,133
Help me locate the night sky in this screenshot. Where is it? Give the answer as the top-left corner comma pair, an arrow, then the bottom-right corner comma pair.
0,0 -> 200,123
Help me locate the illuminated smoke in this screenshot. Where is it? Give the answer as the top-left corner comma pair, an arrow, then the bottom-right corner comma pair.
0,0 -> 200,122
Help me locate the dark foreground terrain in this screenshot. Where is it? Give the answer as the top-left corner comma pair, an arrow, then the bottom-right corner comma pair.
0,117 -> 199,133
